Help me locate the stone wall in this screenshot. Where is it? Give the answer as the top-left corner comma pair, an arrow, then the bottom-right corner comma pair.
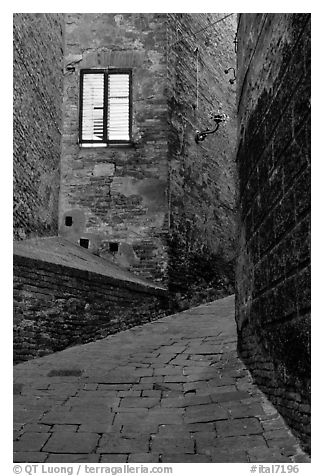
13,13 -> 64,239
60,13 -> 169,284
13,254 -> 168,365
235,14 -> 311,451
60,13 -> 238,299
166,14 -> 237,305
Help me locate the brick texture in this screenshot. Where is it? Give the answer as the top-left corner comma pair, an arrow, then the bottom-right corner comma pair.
13,13 -> 64,239
13,255 -> 168,364
235,14 -> 311,451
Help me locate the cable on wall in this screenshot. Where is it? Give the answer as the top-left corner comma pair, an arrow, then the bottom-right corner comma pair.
195,47 -> 199,110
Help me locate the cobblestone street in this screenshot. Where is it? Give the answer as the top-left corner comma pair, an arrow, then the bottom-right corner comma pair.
13,295 -> 310,463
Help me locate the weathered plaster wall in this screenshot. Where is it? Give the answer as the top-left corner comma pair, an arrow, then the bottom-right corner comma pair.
13,13 -> 64,239
235,14 -> 311,451
60,13 -> 169,284
167,14 -> 237,305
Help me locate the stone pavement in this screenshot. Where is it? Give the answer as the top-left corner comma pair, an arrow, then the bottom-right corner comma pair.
13,295 -> 310,463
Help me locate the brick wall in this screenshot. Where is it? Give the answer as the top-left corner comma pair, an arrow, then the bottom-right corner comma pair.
166,14 -> 237,305
235,14 -> 311,451
13,255 -> 168,365
13,13 -> 64,239
60,13 -> 169,284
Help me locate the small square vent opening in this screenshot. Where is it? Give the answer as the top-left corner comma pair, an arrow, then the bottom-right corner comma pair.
109,242 -> 119,253
65,216 -> 73,226
80,238 -> 90,249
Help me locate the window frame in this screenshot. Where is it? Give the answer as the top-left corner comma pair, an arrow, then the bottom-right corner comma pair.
79,68 -> 133,146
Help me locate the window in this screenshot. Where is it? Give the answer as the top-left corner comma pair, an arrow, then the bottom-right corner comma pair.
79,69 -> 132,145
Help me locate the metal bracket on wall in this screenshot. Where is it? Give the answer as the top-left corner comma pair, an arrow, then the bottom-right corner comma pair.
195,113 -> 226,143
224,67 -> 236,84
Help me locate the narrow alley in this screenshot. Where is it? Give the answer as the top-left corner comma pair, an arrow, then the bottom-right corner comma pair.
13,12 -> 311,465
13,296 -> 309,463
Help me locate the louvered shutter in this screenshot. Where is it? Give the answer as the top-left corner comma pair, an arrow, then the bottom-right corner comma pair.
107,73 -> 130,141
81,72 -> 105,142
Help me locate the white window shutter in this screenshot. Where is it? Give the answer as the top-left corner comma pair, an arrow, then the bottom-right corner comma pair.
81,73 -> 105,142
108,74 -> 130,141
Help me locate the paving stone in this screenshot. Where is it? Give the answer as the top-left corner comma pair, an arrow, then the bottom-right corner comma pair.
161,454 -> 211,462
163,375 -> 187,383
187,422 -> 215,432
23,423 -> 52,433
51,425 -> 78,432
140,377 -> 164,384
216,418 -> 263,437
293,453 -> 311,463
69,391 -> 119,402
43,432 -> 99,453
133,368 -> 154,377
119,397 -> 160,408
162,390 -> 183,398
159,383 -> 183,391
267,437 -> 300,448
13,452 -> 48,463
142,390 -> 162,398
113,413 -> 151,427
160,397 -> 185,408
121,422 -> 158,437
115,407 -> 149,414
185,361 -> 212,367
151,436 -> 195,454
280,446 -> 300,457
101,454 -> 128,463
160,345 -> 187,353
118,390 -> 142,397
14,409 -> 47,424
263,429 -> 296,440
207,449 -> 249,462
87,374 -> 140,384
184,403 -> 228,423
83,383 -> 98,391
226,402 -> 265,418
134,383 -> 155,391
213,435 -> 267,450
154,367 -> 184,376
183,394 -> 211,406
46,454 -> 100,463
183,366 -> 211,375
185,371 -> 222,382
78,423 -> 115,433
48,383 -> 80,392
41,408 -> 114,425
97,384 -> 132,391
211,391 -> 250,403
194,431 -> 217,453
157,424 -> 192,436
13,296 -> 309,463
183,381 -> 206,392
13,432 -> 51,452
147,409 -> 184,425
97,435 -> 149,453
128,453 -> 160,462
13,430 -> 23,441
201,385 -> 238,394
153,354 -> 177,363
247,447 -> 292,462
261,416 -> 287,431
